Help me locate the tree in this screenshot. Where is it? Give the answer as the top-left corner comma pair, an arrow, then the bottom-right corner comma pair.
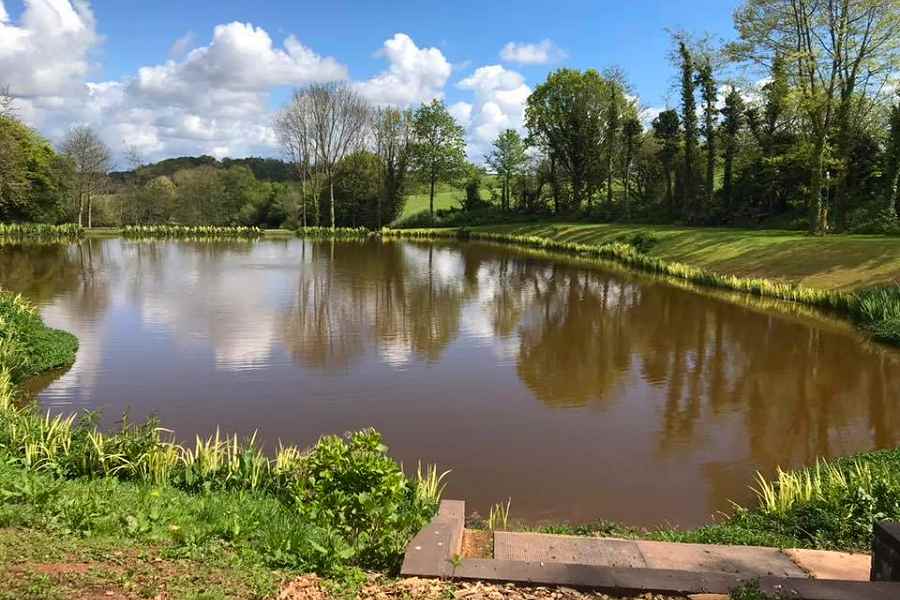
60,126 -> 111,228
275,89 -> 316,227
652,109 -> 681,215
733,0 -> 900,234
525,69 -> 608,211
603,69 -> 627,206
720,87 -> 747,211
677,38 -> 700,219
486,129 -> 527,211
306,82 -> 370,230
332,150 -> 382,228
885,99 -> 900,217
372,107 -> 413,227
696,58 -> 718,212
411,99 -> 467,218
621,117 -> 643,218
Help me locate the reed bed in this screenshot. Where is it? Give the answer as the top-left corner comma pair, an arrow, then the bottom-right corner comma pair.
121,225 -> 264,239
296,226 -> 376,239
0,223 -> 83,241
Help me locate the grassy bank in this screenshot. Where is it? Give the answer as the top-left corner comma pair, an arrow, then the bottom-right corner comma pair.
460,222 -> 900,291
384,226 -> 900,345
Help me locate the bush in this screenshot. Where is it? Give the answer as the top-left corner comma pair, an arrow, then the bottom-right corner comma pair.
846,206 -> 900,235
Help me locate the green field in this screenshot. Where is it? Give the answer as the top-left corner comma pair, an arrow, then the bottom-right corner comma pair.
468,222 -> 900,291
400,183 -> 465,219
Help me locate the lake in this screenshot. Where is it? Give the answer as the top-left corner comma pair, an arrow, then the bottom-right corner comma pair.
2,237 -> 899,527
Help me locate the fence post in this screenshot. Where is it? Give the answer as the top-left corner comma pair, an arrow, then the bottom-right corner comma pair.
871,521 -> 900,581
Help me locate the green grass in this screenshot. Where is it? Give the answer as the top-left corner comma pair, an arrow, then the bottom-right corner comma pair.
465,222 -> 900,291
400,182 -> 466,219
0,292 -> 78,383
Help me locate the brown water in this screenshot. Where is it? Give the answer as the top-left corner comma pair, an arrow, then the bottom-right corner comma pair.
2,238 -> 900,527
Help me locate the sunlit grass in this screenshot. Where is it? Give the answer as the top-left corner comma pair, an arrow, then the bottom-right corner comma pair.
122,225 -> 263,239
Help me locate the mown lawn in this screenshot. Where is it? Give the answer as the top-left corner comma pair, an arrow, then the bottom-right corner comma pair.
469,222 -> 900,290
400,183 -> 465,219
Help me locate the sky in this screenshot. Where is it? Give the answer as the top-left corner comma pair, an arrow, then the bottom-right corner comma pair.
0,0 -> 742,165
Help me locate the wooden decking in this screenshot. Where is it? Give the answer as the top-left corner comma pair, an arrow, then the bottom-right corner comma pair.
401,500 -> 898,600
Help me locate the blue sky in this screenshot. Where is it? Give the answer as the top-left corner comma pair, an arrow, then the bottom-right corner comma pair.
1,0 -> 742,162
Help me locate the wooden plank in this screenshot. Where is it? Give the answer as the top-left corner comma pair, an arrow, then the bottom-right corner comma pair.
635,539 -> 807,577
494,532 -> 647,568
448,558 -> 900,599
401,500 -> 465,577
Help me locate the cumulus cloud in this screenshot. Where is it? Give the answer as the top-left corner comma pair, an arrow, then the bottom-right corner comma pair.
0,0 -> 100,97
355,33 -> 452,106
457,65 -> 531,159
168,31 -> 195,60
500,39 -> 566,65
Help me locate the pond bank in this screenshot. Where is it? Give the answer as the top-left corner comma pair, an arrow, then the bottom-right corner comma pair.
382,225 -> 900,345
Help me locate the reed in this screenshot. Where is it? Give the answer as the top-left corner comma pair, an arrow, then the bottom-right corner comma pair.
0,223 -> 83,241
121,225 -> 264,239
488,498 -> 511,531
295,226 -> 376,239
415,462 -> 450,506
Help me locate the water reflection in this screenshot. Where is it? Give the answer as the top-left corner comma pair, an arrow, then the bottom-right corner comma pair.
1,238 -> 898,526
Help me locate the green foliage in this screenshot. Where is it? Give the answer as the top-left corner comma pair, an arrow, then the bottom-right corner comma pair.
295,226 -> 374,239
729,581 -> 782,600
0,116 -> 73,224
411,99 -> 468,216
851,285 -> 900,343
0,291 -> 78,384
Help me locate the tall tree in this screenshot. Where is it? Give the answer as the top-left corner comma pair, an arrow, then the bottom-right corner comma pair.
885,99 -> 900,217
372,107 -> 413,227
678,39 -> 700,219
603,69 -> 627,206
696,58 -> 718,212
720,87 -> 746,211
60,126 -> 110,228
0,84 -> 15,119
652,109 -> 681,216
275,89 -> 316,227
525,69 -> 607,211
411,99 -> 467,217
306,82 -> 370,230
733,0 -> 900,234
486,129 -> 528,211
621,117 -> 643,218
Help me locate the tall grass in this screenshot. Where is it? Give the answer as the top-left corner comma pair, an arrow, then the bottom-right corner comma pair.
0,223 -> 83,241
384,227 -> 900,345
122,225 -> 264,239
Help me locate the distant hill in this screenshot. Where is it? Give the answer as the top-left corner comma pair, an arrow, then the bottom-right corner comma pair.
110,155 -> 295,183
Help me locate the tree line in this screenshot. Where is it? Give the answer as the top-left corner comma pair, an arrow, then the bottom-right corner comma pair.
2,0 -> 899,234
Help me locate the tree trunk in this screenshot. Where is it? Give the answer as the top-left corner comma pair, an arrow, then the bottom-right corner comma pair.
429,172 -> 435,217
300,175 -> 307,228
809,137 -> 828,235
87,193 -> 92,229
329,177 -> 335,230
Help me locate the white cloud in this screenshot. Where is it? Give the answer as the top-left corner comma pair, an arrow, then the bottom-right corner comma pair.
500,39 -> 566,65
0,0 -> 100,97
356,33 -> 452,106
448,101 -> 473,128
168,31 -> 195,60
458,65 -> 531,159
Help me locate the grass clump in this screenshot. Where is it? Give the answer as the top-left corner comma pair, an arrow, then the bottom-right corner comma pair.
851,285 -> 900,343
0,223 -> 82,241
121,225 -> 264,239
